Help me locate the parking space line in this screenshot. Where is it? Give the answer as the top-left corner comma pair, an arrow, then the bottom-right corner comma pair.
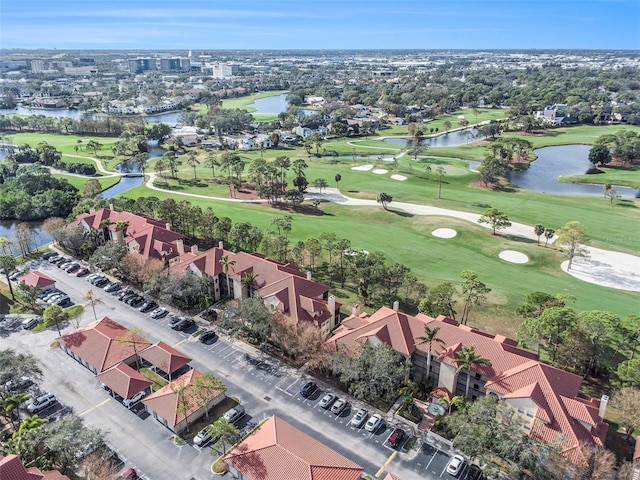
173,338 -> 188,347
79,398 -> 110,417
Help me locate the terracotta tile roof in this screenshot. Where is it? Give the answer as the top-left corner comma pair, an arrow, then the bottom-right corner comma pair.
171,247 -> 339,326
96,363 -> 153,399
138,341 -> 192,375
485,360 -> 606,465
326,306 -> 608,466
383,474 -> 401,480
0,454 -> 69,480
57,317 -> 151,373
634,435 -> 640,461
142,369 -> 225,427
18,271 -> 55,288
224,416 -> 363,480
73,208 -> 185,262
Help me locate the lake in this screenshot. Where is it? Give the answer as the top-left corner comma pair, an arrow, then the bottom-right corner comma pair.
510,144 -> 639,198
384,128 -> 478,148
0,220 -> 52,250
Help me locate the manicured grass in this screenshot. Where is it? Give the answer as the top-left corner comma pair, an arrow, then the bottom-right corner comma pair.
220,90 -> 289,111
140,367 -> 169,391
52,174 -> 121,192
66,304 -> 84,319
560,166 -> 640,188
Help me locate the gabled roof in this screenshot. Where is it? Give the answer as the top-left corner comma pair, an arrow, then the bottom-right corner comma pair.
57,317 -> 151,373
18,271 -> 55,288
138,341 -> 192,375
224,416 -> 363,480
326,306 -> 607,466
96,363 -> 153,399
0,454 -> 70,480
485,360 -> 606,465
383,474 -> 401,480
142,369 -> 225,427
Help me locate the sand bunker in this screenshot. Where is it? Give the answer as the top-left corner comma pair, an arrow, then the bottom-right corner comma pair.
391,174 -> 407,181
499,250 -> 529,264
351,165 -> 373,171
431,228 -> 457,239
561,249 -> 640,292
372,169 -> 388,174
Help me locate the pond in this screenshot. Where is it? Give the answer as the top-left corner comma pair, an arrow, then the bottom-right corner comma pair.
384,128 -> 478,148
509,144 -> 639,198
0,220 -> 52,250
0,106 -> 181,125
247,93 -> 314,117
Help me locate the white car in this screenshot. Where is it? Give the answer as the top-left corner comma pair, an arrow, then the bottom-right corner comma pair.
364,413 -> 383,432
319,393 -> 336,409
122,390 -> 147,407
27,393 -> 56,413
22,317 -> 39,330
193,426 -> 216,446
330,398 -> 347,415
446,454 -> 465,476
223,404 -> 245,424
350,408 -> 368,428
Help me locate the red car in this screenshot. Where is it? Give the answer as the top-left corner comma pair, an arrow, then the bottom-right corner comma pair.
119,468 -> 138,480
387,427 -> 405,448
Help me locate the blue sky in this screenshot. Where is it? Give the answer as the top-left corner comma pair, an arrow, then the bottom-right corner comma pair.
1,0 -> 638,50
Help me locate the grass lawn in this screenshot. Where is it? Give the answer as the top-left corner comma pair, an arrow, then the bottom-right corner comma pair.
560,166 -> 640,189
140,367 -> 169,391
52,173 -> 121,192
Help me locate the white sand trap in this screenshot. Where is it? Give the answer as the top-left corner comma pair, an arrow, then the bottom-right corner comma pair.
431,228 -> 457,239
391,174 -> 407,181
382,158 -> 396,162
351,164 -> 373,171
499,250 -> 529,264
458,115 -> 465,119
561,249 -> 640,292
372,169 -> 388,174
343,248 -> 369,256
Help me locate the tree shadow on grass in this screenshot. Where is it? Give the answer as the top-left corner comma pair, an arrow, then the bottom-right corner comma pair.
502,233 -> 538,244
616,200 -> 638,208
389,209 -> 414,218
178,179 -> 209,188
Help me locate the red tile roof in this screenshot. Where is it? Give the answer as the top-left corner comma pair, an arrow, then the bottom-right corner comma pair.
138,341 -> 192,375
225,416 -> 363,480
634,435 -> 640,461
18,271 -> 55,288
73,208 -> 185,262
383,474 -> 401,480
142,369 -> 225,427
327,306 -> 608,466
96,363 -> 153,399
57,317 -> 151,373
171,247 -> 340,326
0,454 -> 69,480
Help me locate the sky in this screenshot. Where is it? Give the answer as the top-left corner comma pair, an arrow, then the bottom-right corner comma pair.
1,0 -> 639,50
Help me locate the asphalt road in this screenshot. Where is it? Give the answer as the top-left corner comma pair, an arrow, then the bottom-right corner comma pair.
2,255 -> 464,480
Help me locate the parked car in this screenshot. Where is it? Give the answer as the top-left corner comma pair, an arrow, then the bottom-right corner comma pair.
122,390 -> 147,407
42,290 -> 62,302
65,263 -> 81,274
75,267 -> 90,277
223,404 -> 245,424
57,261 -> 73,269
193,426 -> 218,446
94,277 -> 109,288
129,296 -> 145,308
46,293 -> 65,304
48,255 -> 62,263
104,282 -> 121,293
9,271 -> 24,281
462,464 -> 483,480
300,381 -> 317,398
41,251 -> 56,260
119,468 -> 138,480
319,393 -> 336,409
446,454 -> 466,476
168,314 -> 182,326
119,292 -> 136,302
350,408 -> 368,428
365,413 -> 384,432
199,330 -> 217,343
331,398 -> 347,415
27,393 -> 56,413
387,427 -> 405,448
22,317 -> 40,330
5,376 -> 32,391
86,273 -> 99,282
171,318 -> 195,331
150,307 -> 168,319
53,296 -> 71,307
139,300 -> 157,313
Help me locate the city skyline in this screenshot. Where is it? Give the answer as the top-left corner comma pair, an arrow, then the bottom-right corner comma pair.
1,0 -> 639,51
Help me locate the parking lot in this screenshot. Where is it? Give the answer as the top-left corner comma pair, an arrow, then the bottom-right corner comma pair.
2,251 -> 466,480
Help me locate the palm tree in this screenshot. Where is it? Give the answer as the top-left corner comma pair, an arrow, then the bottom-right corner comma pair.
84,289 -> 104,322
453,345 -> 492,399
437,394 -> 466,415
204,153 -> 218,180
417,325 -> 446,384
376,192 -> 393,210
219,255 -> 236,298
241,272 -> 258,299
206,417 -> 239,455
186,150 -> 200,179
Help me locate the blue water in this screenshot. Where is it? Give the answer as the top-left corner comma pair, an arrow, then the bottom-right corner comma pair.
384,128 -> 478,148
0,221 -> 52,250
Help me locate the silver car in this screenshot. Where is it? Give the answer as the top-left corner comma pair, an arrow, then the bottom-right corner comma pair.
350,408 -> 368,428
27,393 -> 56,413
330,398 -> 347,415
223,404 -> 245,424
364,413 -> 384,432
319,393 -> 336,409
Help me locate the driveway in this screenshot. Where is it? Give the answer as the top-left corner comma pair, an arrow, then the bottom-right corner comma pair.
3,255 -> 460,480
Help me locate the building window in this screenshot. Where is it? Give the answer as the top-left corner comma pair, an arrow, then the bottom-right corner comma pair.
518,407 -> 525,414
475,372 -> 481,379
473,384 -> 479,390
526,411 -> 534,417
